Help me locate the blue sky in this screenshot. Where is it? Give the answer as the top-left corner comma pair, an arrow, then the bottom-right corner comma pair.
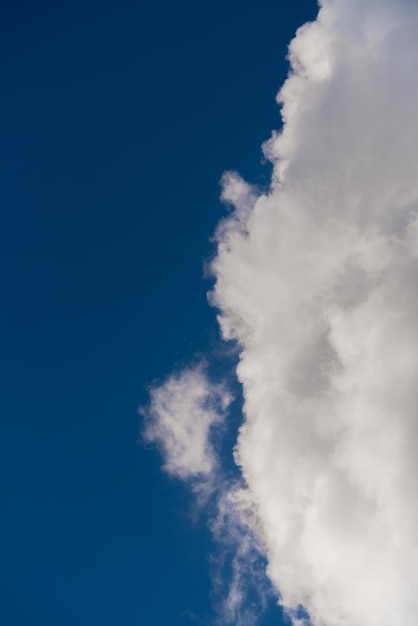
0,1 -> 319,625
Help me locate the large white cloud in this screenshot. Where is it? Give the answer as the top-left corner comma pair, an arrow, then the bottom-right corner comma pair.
144,1 -> 418,624
211,0 -> 418,624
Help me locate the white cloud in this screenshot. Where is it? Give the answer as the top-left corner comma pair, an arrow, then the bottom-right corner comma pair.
210,1 -> 418,625
142,365 -> 231,482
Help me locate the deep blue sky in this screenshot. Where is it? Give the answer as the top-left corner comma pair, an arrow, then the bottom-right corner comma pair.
1,1 -> 317,624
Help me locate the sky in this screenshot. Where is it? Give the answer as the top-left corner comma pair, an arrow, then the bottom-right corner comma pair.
0,1 -> 317,625
3,1 -> 418,625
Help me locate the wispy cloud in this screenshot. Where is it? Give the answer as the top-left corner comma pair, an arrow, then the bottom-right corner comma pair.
141,365 -> 231,485
141,364 -> 274,622
143,1 -> 418,625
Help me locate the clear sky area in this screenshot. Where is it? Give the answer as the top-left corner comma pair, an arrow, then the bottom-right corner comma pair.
1,1 -> 317,625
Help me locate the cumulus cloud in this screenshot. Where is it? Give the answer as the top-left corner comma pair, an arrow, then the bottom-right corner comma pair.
211,0 -> 418,625
144,0 -> 418,625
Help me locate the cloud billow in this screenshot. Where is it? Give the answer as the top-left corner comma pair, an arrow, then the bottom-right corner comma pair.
143,1 -> 418,624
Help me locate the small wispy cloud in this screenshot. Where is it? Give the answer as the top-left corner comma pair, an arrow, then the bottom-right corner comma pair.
141,365 -> 231,485
209,488 -> 275,626
141,365 -> 275,623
